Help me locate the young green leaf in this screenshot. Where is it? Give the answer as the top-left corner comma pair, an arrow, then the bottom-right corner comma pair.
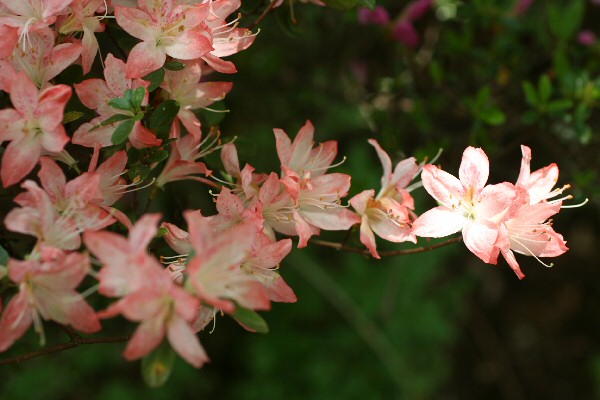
149,100 -> 180,138
62,111 -> 84,124
538,75 -> 552,104
141,341 -> 176,388
108,97 -> 132,111
231,305 -> 269,333
143,68 -> 165,92
111,119 -> 135,145
164,61 -> 186,71
132,87 -> 147,108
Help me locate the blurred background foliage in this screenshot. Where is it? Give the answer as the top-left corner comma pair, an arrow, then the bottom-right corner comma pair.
2,0 -> 600,398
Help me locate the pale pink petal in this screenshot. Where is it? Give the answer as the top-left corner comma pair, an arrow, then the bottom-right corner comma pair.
1,136 -> 41,187
114,6 -> 156,41
463,220 -> 500,264
359,216 -> 380,258
0,109 -> 23,142
74,79 -> 112,112
368,139 -> 392,189
526,164 -> 559,204
10,72 -> 39,117
45,42 -> 83,81
125,41 -> 166,79
40,126 -> 70,153
167,316 -> 208,368
104,53 -> 128,96
458,147 -> 489,192
500,249 -> 526,280
83,230 -> 130,266
129,121 -> 161,149
420,164 -> 464,208
37,84 -> 72,129
129,213 -> 161,253
301,207 -> 360,231
0,291 -> 32,351
370,216 -> 416,244
164,29 -> 213,60
202,53 -> 236,74
39,157 -> 66,198
123,319 -> 166,360
350,189 -> 375,215
412,206 -> 466,238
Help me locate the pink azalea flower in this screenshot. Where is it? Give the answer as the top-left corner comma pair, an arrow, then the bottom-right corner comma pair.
200,0 -> 257,74
155,134 -> 212,187
349,139 -> 421,258
280,170 -> 360,247
160,60 -> 232,141
220,143 -> 267,201
0,5 -> 19,59
495,188 -> 568,279
0,0 -> 74,49
57,0 -> 107,73
412,147 -> 517,263
114,0 -> 213,78
98,264 -> 208,367
274,120 -> 338,180
4,180 -> 85,250
0,246 -> 100,351
184,210 -> 270,313
241,232 -> 296,303
8,28 -> 82,88
73,53 -> 161,148
0,71 -> 71,187
516,145 -> 565,205
83,213 -> 165,297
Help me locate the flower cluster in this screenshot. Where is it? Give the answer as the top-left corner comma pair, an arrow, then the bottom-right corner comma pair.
0,0 -> 583,381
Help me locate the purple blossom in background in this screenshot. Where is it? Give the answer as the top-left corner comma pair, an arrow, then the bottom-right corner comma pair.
393,21 -> 420,48
392,0 -> 432,48
405,0 -> 432,20
577,30 -> 597,46
358,6 -> 390,26
513,0 -> 535,15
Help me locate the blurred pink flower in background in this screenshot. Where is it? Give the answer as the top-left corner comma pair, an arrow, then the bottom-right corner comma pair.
578,30 -> 597,46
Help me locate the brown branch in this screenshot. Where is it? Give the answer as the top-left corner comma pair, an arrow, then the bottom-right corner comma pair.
250,0 -> 277,29
0,329 -> 130,366
309,235 -> 463,257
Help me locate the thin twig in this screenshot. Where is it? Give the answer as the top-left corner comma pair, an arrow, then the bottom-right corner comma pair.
309,235 -> 463,257
250,0 -> 277,29
0,330 -> 129,366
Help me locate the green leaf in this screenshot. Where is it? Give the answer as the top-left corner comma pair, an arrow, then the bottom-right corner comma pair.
143,68 -> 165,92
95,114 -> 131,129
141,341 -> 176,388
127,164 -> 151,181
62,111 -> 84,124
111,119 -> 135,145
147,149 -> 170,164
547,99 -> 573,113
357,0 -> 375,9
164,61 -> 186,71
522,81 -> 538,106
231,305 -> 269,333
538,75 -> 552,103
548,1 -> 584,39
108,97 -> 132,111
132,87 -> 147,108
0,245 -> 8,266
149,100 -> 180,138
480,108 -> 506,126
